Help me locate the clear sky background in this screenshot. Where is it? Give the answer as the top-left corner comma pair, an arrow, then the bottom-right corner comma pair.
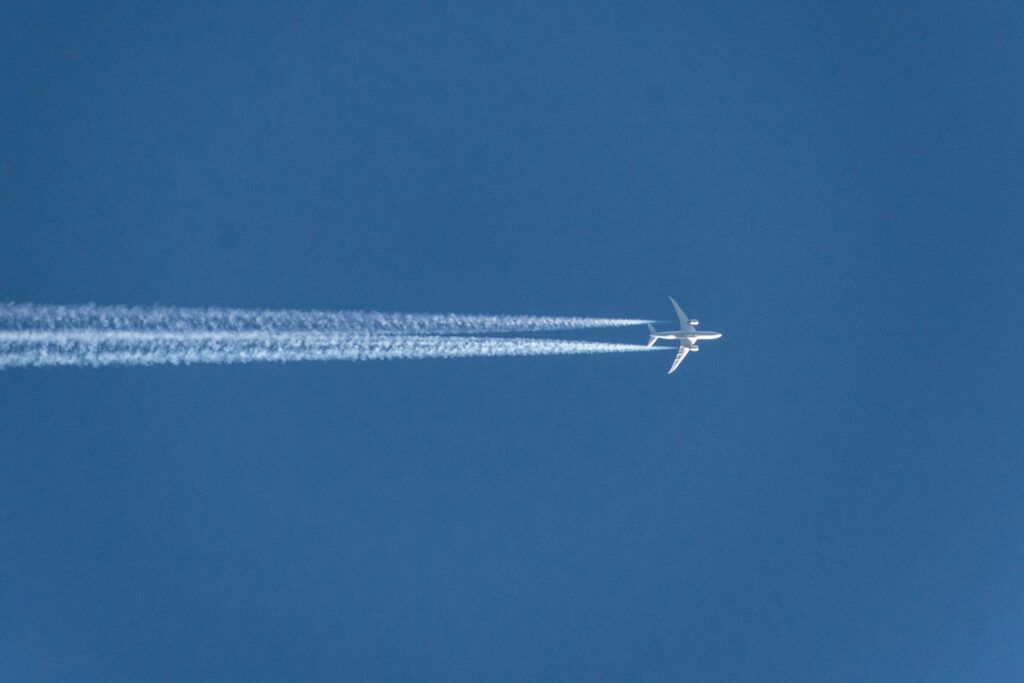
2,2 -> 1022,680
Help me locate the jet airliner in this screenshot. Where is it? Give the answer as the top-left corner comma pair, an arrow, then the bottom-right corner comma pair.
647,297 -> 722,374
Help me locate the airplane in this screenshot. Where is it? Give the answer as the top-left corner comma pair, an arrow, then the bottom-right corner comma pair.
647,297 -> 722,374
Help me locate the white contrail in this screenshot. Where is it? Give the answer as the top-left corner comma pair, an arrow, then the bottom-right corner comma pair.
0,331 -> 661,369
0,302 -> 661,369
0,303 -> 652,335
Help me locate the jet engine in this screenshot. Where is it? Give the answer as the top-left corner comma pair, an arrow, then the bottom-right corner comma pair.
689,319 -> 699,326
688,346 -> 699,352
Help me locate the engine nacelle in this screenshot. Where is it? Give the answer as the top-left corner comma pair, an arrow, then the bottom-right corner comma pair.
689,345 -> 699,352
689,319 -> 699,326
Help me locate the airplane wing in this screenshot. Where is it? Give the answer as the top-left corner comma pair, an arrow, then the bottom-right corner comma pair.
668,345 -> 689,374
669,297 -> 696,332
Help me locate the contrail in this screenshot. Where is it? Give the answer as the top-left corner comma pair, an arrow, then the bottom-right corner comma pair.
0,303 -> 652,335
0,331 -> 661,369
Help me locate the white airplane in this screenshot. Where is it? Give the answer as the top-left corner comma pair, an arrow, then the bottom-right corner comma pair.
647,297 -> 722,374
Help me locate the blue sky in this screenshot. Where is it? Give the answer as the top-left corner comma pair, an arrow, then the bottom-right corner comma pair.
2,2 -> 1022,680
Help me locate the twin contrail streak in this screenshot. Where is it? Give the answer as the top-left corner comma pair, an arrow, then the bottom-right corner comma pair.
0,304 -> 661,369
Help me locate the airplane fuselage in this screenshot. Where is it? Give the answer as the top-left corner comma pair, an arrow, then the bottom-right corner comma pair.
653,330 -> 722,342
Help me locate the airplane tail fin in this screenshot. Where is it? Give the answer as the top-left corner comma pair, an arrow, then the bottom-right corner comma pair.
646,323 -> 658,348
